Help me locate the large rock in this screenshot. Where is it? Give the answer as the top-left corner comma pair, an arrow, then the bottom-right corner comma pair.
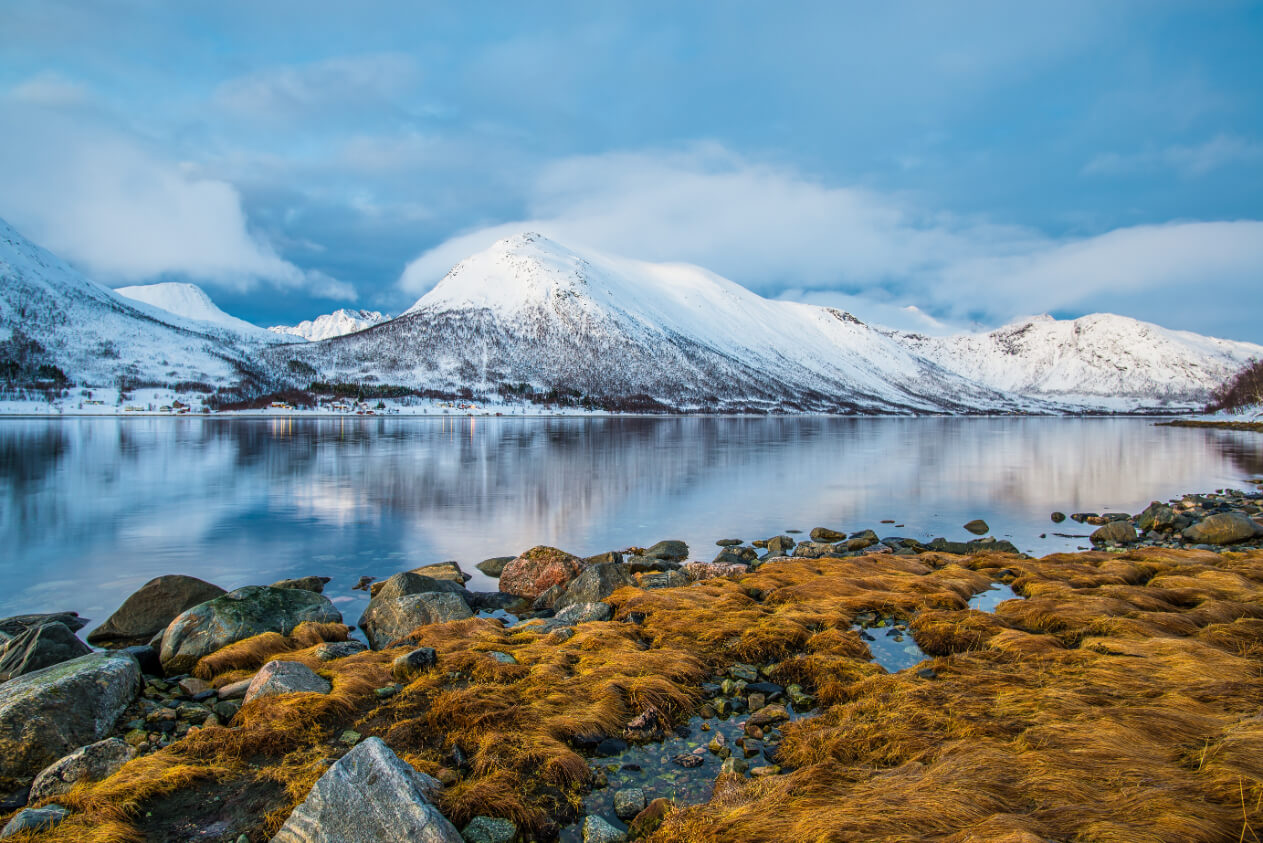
553,602 -> 613,625
555,563 -> 635,611
0,652 -> 140,780
359,593 -> 473,650
270,736 -> 461,843
498,546 -> 588,601
765,536 -> 796,556
1090,521 -> 1138,546
644,540 -> 688,562
159,586 -> 342,675
1,805 -> 68,838
409,562 -> 469,584
0,613 -> 86,638
1183,512 -> 1263,545
244,661 -> 332,703
88,575 -> 226,648
369,572 -> 467,602
0,622 -> 92,681
809,527 -> 845,542
30,737 -> 134,801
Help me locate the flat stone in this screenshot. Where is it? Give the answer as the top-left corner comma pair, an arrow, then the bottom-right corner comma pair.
87,575 -> 225,648
218,678 -> 252,699
0,621 -> 92,681
270,737 -> 461,843
30,738 -> 134,801
408,562 -> 469,584
0,652 -> 140,780
244,661 -> 332,704
1,804 -> 68,838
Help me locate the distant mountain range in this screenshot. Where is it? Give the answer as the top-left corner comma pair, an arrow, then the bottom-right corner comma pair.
2,218 -> 1258,413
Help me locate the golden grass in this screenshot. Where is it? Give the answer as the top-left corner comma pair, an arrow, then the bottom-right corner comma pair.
6,546 -> 1261,841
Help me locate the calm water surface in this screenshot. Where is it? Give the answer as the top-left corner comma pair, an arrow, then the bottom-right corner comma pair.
1,416 -> 1260,633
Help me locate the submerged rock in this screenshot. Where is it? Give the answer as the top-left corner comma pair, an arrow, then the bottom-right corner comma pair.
88,575 -> 226,648
30,737 -> 134,802
475,557 -> 515,578
498,546 -> 588,601
270,576 -> 332,594
243,661 -> 332,704
160,586 -> 342,674
0,652 -> 140,780
0,621 -> 92,681
360,593 -> 473,650
581,815 -> 626,843
613,787 -> 645,820
461,816 -> 515,843
270,736 -> 461,843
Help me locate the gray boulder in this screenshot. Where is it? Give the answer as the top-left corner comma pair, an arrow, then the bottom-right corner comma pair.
88,575 -> 226,648
0,652 -> 140,780
0,613 -> 86,638
160,586 -> 342,675
271,576 -> 332,594
1091,520 -> 1139,545
461,816 -> 516,843
644,540 -> 688,561
585,551 -> 624,566
475,557 -> 515,578
553,602 -> 613,625
626,556 -> 678,573
369,572 -> 468,602
1,804 -> 68,838
638,570 -> 689,589
765,536 -> 796,556
30,737 -> 135,802
1183,512 -> 1263,545
792,541 -> 837,559
314,640 -> 369,661
270,736 -> 461,843
244,661 -> 332,703
360,593 -> 473,650
555,563 -> 635,611
0,622 -> 92,681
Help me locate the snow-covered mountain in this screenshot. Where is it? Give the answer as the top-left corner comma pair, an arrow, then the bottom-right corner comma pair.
115,282 -> 277,340
894,314 -> 1263,411
289,233 -> 1021,413
0,218 -> 267,387
268,309 -> 391,342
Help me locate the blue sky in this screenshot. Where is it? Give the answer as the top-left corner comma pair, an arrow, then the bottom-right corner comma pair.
1,1 -> 1262,340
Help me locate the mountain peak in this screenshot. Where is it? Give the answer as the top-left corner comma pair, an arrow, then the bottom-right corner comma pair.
114,282 -> 268,337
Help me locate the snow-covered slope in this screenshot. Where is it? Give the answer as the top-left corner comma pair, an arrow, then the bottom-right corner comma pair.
0,218 -> 264,387
116,282 -> 277,340
269,309 -> 390,342
894,314 -> 1263,411
292,233 -> 1019,413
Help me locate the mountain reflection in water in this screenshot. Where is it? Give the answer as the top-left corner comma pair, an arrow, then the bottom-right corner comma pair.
0,416 -> 1259,631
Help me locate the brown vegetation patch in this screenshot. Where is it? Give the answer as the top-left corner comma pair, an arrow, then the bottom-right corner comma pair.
8,548 -> 1262,841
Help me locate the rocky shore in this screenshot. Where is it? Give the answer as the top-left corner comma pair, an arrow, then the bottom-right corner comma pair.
2,498 -> 1262,841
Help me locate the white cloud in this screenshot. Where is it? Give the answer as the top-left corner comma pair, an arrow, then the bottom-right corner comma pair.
0,104 -> 353,298
1083,134 -> 1263,177
213,53 -> 419,124
398,145 -> 1263,334
7,71 -> 89,106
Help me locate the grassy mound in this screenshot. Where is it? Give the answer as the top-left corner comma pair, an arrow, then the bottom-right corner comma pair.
4,548 -> 1260,841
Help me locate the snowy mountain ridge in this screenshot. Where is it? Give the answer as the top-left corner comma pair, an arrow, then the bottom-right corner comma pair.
115,282 -> 280,341
269,309 -> 391,342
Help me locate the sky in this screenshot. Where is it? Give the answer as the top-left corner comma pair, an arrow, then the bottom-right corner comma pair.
1,1 -> 1261,340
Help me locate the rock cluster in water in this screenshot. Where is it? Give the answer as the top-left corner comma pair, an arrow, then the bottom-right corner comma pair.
1052,486 -> 1263,551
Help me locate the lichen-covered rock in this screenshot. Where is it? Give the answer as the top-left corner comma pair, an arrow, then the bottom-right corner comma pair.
555,563 -> 634,611
792,541 -> 837,559
88,575 -> 226,648
682,562 -> 747,582
314,640 -> 368,661
637,570 -> 689,589
498,546 -> 588,601
270,736 -> 461,843
30,737 -> 135,801
553,602 -> 612,625
0,622 -> 92,681
270,576 -> 332,594
461,816 -> 516,843
368,571 -> 469,601
408,562 -> 469,584
159,586 -> 342,674
244,661 -> 332,704
1183,512 -> 1263,545
0,652 -> 139,780
360,593 -> 473,650
581,815 -> 626,843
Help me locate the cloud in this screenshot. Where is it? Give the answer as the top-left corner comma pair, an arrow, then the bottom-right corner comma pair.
0,101 -> 354,298
398,145 -> 1263,336
1083,134 -> 1263,177
7,71 -> 89,106
212,53 -> 420,124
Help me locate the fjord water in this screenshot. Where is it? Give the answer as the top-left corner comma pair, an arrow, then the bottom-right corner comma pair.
1,417 -> 1259,632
